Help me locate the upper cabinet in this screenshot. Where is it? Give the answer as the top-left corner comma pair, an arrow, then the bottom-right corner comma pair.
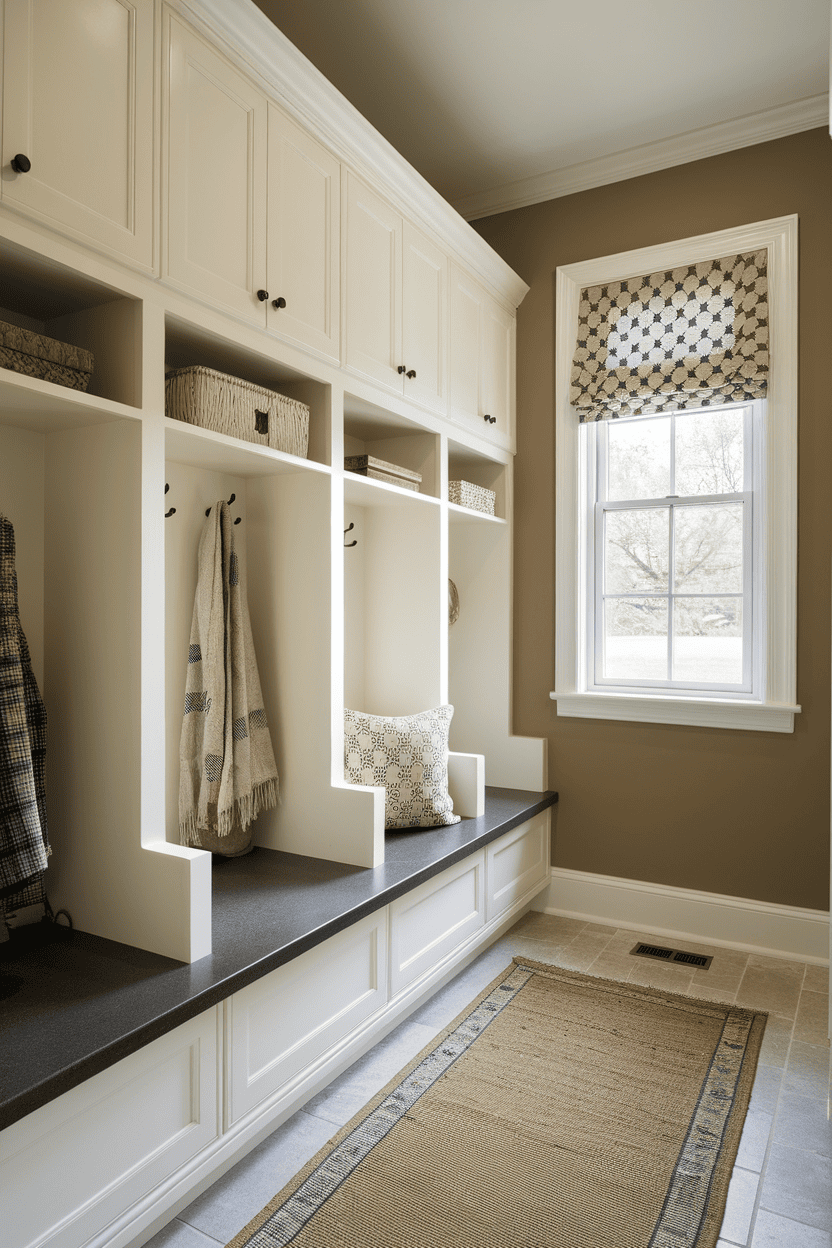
266,105 -> 340,362
165,16 -> 268,323
1,0 -> 156,271
165,18 -> 340,361
450,264 -> 514,446
344,173 -> 448,416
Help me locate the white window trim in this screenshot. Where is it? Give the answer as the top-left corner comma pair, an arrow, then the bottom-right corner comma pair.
551,215 -> 800,733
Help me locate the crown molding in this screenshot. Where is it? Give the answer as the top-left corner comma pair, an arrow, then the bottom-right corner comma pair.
172,0 -> 529,309
454,94 -> 829,221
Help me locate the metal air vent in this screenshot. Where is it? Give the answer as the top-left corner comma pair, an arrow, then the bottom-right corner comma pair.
631,942 -> 712,970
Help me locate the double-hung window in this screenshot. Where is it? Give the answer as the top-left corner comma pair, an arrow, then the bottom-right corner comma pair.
553,217 -> 798,732
591,400 -> 758,696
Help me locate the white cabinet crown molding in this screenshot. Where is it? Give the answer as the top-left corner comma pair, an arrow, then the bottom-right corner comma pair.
173,0 -> 529,311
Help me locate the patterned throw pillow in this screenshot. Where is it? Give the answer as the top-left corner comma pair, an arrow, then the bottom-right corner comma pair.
344,705 -> 461,829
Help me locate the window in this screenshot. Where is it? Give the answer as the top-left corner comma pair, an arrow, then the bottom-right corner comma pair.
553,217 -> 798,732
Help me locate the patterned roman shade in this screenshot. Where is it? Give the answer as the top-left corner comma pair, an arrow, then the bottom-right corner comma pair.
569,250 -> 768,421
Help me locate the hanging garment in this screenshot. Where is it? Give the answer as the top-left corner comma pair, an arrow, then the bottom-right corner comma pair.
179,501 -> 278,855
0,514 -> 49,913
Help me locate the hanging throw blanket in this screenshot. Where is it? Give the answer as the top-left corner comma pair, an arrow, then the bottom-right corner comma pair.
0,514 -> 49,918
179,501 -> 278,854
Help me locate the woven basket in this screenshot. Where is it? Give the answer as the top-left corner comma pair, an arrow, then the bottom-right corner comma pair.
448,480 -> 496,516
0,319 -> 94,392
165,365 -> 309,457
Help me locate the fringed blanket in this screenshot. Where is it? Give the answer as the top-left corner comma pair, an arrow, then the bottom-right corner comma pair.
0,514 -> 49,931
179,501 -> 278,854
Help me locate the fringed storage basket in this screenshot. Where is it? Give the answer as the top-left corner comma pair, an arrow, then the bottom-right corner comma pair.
448,480 -> 496,516
165,365 -> 309,457
0,319 -> 94,392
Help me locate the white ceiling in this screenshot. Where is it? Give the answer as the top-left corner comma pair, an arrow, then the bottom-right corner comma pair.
253,0 -> 830,218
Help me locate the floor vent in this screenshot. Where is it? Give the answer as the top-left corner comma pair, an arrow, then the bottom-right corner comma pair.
631,943 -> 712,970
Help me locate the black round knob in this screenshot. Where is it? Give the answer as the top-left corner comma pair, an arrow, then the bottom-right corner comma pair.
406,369 -> 416,379
397,365 -> 406,375
271,297 -> 286,309
256,289 -> 269,302
11,154 -> 31,174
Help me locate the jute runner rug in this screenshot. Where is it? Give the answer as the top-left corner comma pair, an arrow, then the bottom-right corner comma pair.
228,958 -> 766,1248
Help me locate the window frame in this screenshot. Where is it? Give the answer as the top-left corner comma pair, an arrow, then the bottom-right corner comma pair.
551,216 -> 799,733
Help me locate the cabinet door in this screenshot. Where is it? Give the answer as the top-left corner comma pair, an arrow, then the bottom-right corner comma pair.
486,812 -> 550,922
401,223 -> 448,416
481,295 -> 514,443
267,105 -> 340,362
165,15 -> 268,322
449,263 -> 484,427
1,0 -> 155,271
344,172 -> 402,391
225,910 -> 388,1126
389,852 -> 485,996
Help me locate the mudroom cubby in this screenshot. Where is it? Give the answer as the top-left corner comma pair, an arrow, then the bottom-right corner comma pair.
343,392 -> 441,498
0,236 -> 143,412
447,437 -> 508,520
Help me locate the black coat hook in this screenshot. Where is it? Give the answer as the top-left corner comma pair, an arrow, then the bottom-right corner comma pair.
206,493 -> 237,517
344,522 -> 357,548
165,482 -> 176,517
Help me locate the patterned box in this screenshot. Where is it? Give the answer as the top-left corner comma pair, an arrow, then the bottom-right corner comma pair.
344,455 -> 422,492
0,319 -> 94,392
448,480 -> 496,516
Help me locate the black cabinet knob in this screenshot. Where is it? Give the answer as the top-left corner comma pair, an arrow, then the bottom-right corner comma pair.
406,369 -> 416,379
11,154 -> 31,174
483,414 -> 496,425
256,289 -> 269,301
397,365 -> 406,375
271,297 -> 286,309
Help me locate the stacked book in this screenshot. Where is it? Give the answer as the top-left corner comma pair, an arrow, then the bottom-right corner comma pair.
344,455 -> 422,492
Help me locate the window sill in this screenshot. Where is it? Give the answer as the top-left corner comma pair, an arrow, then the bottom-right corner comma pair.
549,691 -> 800,733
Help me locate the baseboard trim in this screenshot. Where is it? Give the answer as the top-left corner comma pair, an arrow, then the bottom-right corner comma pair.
533,867 -> 829,965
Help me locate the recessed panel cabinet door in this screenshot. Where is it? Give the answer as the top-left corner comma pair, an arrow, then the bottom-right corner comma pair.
449,264 -> 484,427
1,0 -> 155,271
402,223 -> 448,416
481,295 -> 514,442
165,16 -> 267,322
267,105 -> 340,362
344,172 -> 402,390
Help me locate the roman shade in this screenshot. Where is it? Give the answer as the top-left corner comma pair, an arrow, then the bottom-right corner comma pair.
569,250 -> 768,421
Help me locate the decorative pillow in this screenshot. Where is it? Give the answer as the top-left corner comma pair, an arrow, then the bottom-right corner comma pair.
344,705 -> 461,829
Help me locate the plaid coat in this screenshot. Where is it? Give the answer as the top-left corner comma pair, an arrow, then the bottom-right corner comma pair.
0,514 -> 48,907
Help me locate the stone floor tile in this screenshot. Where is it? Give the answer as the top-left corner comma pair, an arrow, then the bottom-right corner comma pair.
687,985 -> 736,1005
550,942 -> 606,973
692,949 -> 750,994
735,959 -> 804,1018
179,1110 -> 335,1243
748,1065 -> 783,1114
580,921 -> 619,937
802,964 -> 830,994
405,947 -> 513,1029
718,1166 -> 759,1245
793,990 -> 831,1047
498,933 -> 564,963
751,1209 -> 832,1247
511,911 -> 586,942
585,950 -> 634,982
626,958 -> 694,994
756,1014 -> 793,1068
784,1041 -> 832,1099
772,1091 -> 832,1158
735,1108 -> 774,1172
143,1221 -> 222,1248
759,1144 -> 832,1231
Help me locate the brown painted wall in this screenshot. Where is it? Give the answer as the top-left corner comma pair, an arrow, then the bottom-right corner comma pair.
474,128 -> 832,912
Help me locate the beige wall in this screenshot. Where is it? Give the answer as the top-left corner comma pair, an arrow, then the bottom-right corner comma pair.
474,128 -> 832,912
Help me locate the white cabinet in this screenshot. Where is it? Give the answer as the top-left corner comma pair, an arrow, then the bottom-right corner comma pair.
225,910 -> 388,1126
450,263 -> 514,445
389,852 -> 485,995
0,1007 -> 219,1248
266,105 -> 340,361
165,14 -> 269,321
344,173 -> 448,414
1,0 -> 155,271
486,813 -> 550,922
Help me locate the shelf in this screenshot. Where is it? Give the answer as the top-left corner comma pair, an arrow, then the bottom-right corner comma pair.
165,418 -> 333,478
448,501 -> 507,525
0,370 -> 138,432
344,471 -> 440,509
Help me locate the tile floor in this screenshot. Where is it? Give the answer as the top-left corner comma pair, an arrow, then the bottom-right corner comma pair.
143,913 -> 831,1248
